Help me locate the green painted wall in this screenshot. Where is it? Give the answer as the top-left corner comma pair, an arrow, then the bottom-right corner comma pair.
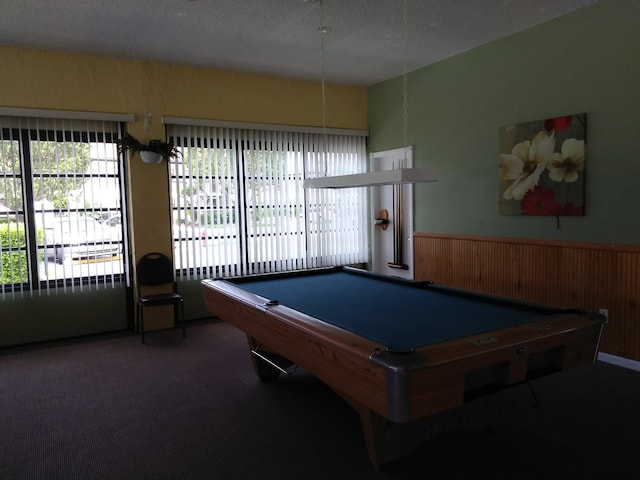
368,0 -> 640,243
1,286 -> 129,346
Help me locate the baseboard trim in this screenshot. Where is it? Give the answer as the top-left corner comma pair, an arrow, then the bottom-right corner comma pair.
598,352 -> 640,372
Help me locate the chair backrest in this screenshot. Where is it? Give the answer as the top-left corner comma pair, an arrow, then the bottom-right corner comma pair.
137,252 -> 175,287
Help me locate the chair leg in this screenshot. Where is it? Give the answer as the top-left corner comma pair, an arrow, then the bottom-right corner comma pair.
177,302 -> 186,338
139,305 -> 145,344
181,302 -> 186,338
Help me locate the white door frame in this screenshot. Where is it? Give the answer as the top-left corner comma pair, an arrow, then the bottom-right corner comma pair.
369,147 -> 414,280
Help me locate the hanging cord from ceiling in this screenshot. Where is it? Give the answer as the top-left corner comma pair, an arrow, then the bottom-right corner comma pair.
402,0 -> 409,168
318,0 -> 331,175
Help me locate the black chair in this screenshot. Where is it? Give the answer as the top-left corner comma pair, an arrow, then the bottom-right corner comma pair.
136,252 -> 185,344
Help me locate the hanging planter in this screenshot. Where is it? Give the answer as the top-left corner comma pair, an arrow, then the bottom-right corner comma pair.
116,133 -> 181,164
138,150 -> 164,164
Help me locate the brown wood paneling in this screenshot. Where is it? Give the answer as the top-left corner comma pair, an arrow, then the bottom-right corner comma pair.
414,232 -> 640,361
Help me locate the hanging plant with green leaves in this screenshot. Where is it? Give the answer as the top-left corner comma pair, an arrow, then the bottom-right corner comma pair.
117,133 -> 181,164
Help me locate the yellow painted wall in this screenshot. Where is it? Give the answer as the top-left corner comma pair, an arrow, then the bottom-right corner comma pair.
0,45 -> 368,336
1,45 -> 367,254
1,46 -> 367,128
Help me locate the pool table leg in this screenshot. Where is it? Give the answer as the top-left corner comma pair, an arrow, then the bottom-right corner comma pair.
354,399 -> 498,468
356,406 -> 389,469
356,406 -> 458,468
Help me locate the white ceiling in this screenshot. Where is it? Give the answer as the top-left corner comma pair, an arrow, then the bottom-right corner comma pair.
0,0 -> 599,87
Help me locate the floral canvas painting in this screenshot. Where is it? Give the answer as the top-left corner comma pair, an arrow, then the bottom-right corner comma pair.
498,113 -> 586,216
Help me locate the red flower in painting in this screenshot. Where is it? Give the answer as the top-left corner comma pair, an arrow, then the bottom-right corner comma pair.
544,116 -> 572,132
520,186 -> 562,215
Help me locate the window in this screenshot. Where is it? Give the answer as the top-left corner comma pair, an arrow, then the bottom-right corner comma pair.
0,114 -> 126,298
168,123 -> 368,279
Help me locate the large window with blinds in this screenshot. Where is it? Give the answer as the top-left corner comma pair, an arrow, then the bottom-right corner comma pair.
167,123 -> 368,279
0,115 -> 126,298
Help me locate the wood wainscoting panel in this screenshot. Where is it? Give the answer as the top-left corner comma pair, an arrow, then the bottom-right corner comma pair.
414,233 -> 640,361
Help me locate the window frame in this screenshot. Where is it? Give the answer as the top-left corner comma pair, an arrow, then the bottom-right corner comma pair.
167,123 -> 369,280
0,118 -> 128,296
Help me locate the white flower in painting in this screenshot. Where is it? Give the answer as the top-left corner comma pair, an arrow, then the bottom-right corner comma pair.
547,138 -> 585,183
499,131 -> 557,200
499,140 -> 529,179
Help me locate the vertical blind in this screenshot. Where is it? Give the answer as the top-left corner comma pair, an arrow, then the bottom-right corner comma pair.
0,114 -> 126,299
167,122 -> 368,280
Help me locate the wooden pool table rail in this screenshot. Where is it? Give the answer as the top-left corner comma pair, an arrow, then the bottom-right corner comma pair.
201,277 -> 605,467
202,278 -> 390,415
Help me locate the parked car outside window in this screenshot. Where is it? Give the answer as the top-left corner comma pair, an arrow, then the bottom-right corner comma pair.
44,214 -> 121,264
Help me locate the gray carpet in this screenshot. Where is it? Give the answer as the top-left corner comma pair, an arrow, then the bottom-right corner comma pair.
1,320 -> 639,479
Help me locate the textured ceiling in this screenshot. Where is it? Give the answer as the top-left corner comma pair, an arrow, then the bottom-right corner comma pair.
0,0 -> 599,87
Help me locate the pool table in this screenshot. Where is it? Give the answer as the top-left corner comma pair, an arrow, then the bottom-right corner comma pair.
201,266 -> 605,467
